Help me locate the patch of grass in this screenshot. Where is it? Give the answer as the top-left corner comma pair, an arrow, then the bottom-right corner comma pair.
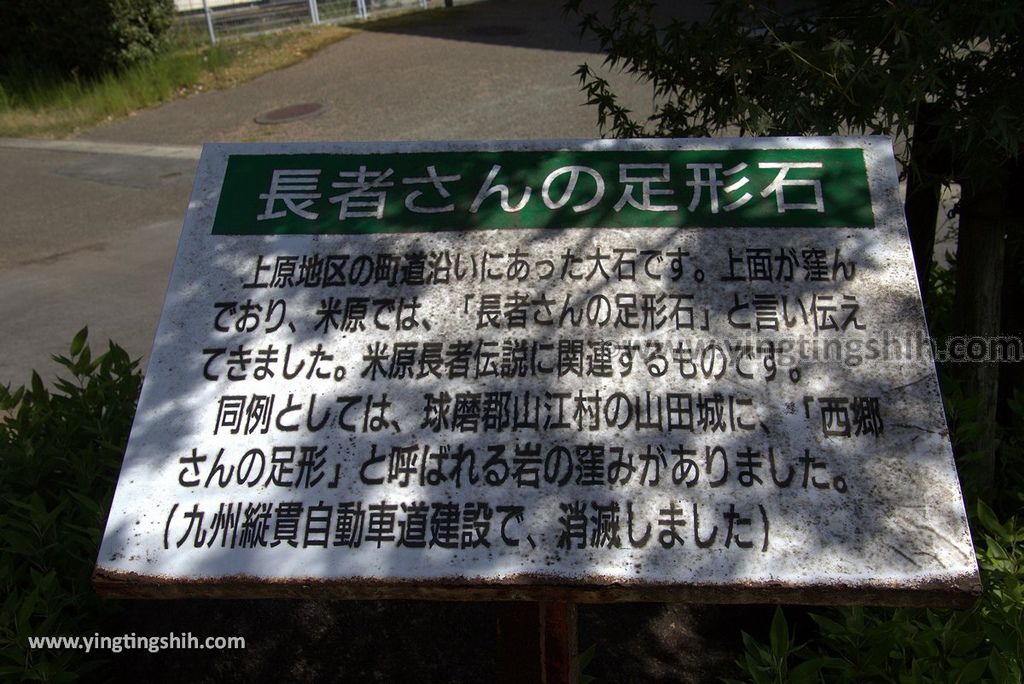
0,25 -> 353,138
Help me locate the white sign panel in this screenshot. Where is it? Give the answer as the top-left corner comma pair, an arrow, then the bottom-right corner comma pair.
95,138 -> 979,605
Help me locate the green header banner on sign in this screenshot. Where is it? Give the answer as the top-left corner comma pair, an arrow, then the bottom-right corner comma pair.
212,148 -> 873,235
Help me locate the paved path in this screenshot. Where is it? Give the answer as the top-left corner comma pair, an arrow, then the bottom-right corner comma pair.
0,0 -> 665,385
78,0 -> 661,145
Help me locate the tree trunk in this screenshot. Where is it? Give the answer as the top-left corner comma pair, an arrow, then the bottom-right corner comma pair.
905,103 -> 943,300
952,170 -> 1009,498
998,157 -> 1024,429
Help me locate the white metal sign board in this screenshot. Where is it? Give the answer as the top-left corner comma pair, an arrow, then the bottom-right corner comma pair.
95,137 -> 979,605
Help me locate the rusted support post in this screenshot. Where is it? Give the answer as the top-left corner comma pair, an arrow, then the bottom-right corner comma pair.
542,601 -> 578,684
496,601 -> 578,684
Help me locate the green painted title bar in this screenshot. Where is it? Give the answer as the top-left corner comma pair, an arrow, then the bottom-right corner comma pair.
212,148 -> 873,235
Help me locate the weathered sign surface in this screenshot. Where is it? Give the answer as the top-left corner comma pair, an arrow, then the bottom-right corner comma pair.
94,138 -> 980,605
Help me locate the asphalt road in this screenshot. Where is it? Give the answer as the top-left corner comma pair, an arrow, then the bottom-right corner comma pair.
0,0 -> 667,386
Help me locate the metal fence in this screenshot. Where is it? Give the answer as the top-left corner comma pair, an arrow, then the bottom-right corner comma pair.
174,0 -> 445,45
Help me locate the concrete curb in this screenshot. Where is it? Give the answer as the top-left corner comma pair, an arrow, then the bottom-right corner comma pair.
0,137 -> 202,160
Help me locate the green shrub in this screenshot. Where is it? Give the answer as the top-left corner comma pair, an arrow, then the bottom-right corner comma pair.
0,0 -> 176,78
0,329 -> 141,682
731,502 -> 1023,683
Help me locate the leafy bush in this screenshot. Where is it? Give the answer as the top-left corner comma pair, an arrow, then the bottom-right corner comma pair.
0,0 -> 176,78
732,503 -> 1023,683
0,329 -> 141,682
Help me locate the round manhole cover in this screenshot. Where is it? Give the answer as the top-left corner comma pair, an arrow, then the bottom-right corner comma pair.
255,102 -> 326,125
